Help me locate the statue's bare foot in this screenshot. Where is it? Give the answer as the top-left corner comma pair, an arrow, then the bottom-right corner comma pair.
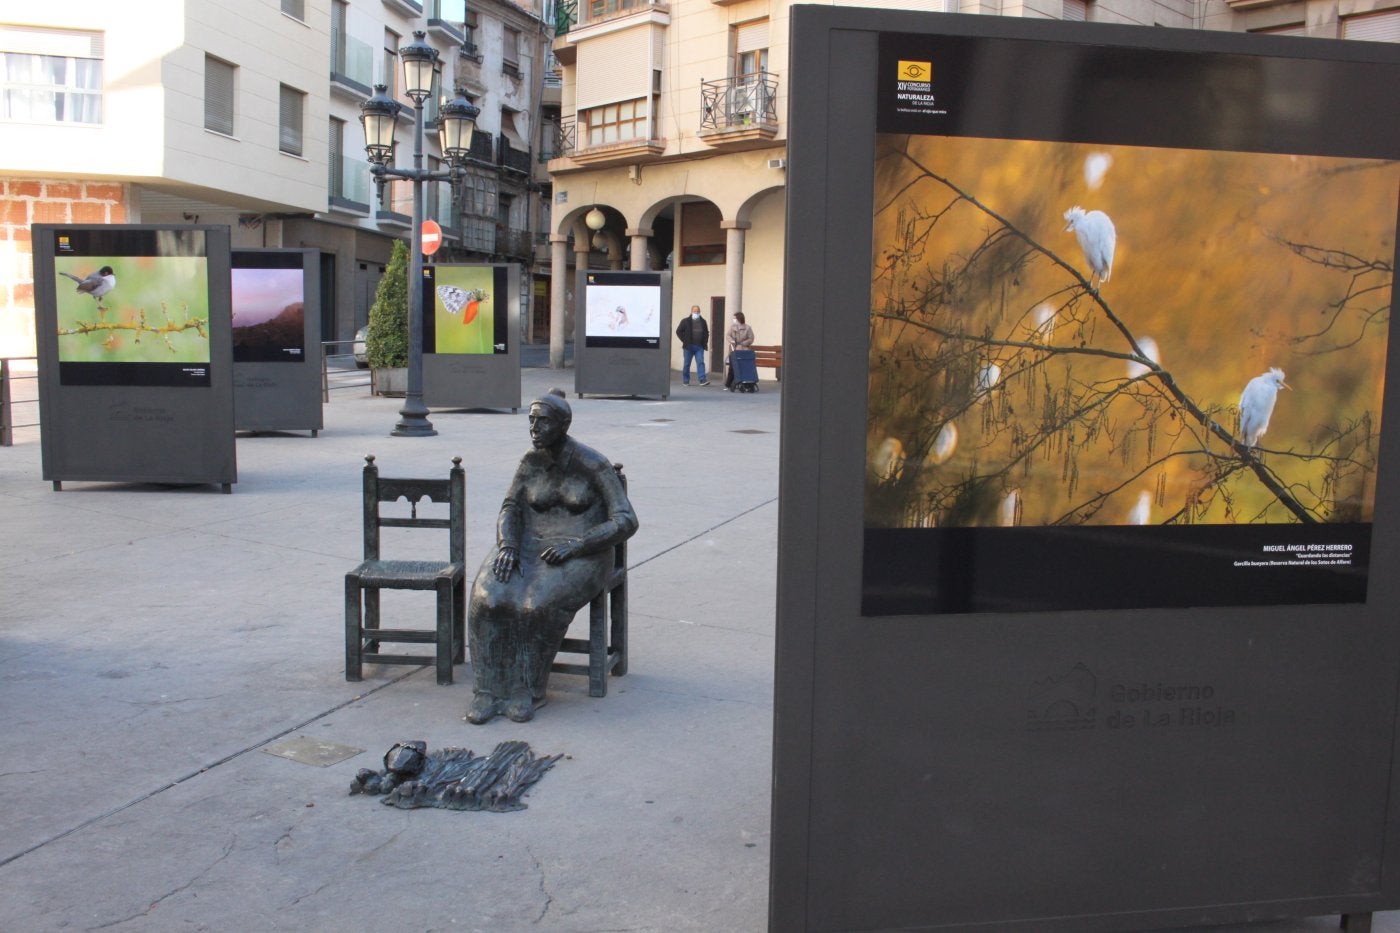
467,692 -> 501,724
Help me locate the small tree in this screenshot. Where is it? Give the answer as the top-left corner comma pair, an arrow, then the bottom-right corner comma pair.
366,239 -> 410,369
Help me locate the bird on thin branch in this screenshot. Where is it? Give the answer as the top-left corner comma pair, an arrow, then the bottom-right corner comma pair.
58,265 -> 117,313
1239,367 -> 1290,450
1063,206 -> 1115,289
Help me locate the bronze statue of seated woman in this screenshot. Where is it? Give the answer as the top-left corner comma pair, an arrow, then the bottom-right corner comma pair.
467,390 -> 639,724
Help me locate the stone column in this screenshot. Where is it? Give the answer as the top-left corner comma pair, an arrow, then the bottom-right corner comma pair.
626,228 -> 653,271
722,220 -> 750,345
549,234 -> 569,370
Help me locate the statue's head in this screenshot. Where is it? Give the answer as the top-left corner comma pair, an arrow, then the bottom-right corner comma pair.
529,389 -> 572,449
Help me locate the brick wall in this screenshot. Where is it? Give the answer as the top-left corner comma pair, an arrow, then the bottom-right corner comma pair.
0,179 -> 129,358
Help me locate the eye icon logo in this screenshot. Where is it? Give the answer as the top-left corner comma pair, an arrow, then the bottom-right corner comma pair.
898,60 -> 932,82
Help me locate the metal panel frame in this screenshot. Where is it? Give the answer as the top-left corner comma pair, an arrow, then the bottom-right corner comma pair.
34,224 -> 237,491
772,9 -> 1400,931
232,248 -> 324,434
573,269 -> 672,399
422,263 -> 522,412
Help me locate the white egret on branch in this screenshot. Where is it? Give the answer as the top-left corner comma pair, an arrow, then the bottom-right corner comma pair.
1239,367 -> 1289,448
1126,336 -> 1160,379
1033,303 -> 1056,343
932,422 -> 958,464
1127,490 -> 1152,525
1084,152 -> 1113,190
1063,206 -> 1116,287
871,437 -> 906,483
999,488 -> 1021,527
976,362 -> 1001,399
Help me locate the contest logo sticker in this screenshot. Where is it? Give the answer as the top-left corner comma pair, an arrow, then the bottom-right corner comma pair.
897,60 -> 931,81
895,57 -> 947,117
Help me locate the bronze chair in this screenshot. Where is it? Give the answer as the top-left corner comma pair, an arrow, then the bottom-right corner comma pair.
345,455 -> 465,685
550,464 -> 628,697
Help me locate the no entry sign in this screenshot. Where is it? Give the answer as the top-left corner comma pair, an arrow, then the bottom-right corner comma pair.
421,219 -> 442,256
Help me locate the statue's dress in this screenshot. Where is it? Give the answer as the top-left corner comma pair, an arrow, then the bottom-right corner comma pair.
469,436 -> 637,702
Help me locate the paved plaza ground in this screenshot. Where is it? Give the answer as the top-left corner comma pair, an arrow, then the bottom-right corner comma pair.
2,359 -> 1397,931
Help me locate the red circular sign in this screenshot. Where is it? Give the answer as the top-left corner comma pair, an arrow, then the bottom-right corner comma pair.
421,219 -> 443,256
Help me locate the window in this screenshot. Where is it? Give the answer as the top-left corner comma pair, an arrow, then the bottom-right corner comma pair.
0,27 -> 103,124
503,27 -> 521,78
463,12 -> 481,59
582,98 -> 648,147
680,201 -> 724,266
331,0 -> 348,74
383,29 -> 399,98
328,116 -> 345,197
281,0 -> 305,21
733,20 -> 768,81
204,55 -> 235,135
1342,8 -> 1400,41
279,84 -> 304,155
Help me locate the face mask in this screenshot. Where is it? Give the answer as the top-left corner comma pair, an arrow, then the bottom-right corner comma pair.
691,313 -> 700,319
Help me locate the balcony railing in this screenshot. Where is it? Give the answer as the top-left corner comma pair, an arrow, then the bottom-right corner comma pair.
581,0 -> 665,28
553,118 -> 577,158
467,130 -> 495,164
329,154 -> 372,209
700,72 -> 778,132
498,138 -> 532,174
496,226 -> 535,260
330,29 -> 374,95
555,0 -> 577,35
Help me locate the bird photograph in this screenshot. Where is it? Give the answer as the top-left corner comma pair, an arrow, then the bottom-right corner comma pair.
58,265 -> 116,311
53,255 -> 212,365
866,133 -> 1396,529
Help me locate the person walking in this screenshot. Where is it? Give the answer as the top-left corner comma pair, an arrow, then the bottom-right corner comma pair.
724,311 -> 755,391
676,305 -> 710,386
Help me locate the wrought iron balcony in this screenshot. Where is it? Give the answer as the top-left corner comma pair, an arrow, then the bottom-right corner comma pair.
553,118 -> 577,159
700,72 -> 778,134
497,138 -> 532,175
555,0 -> 577,35
466,130 -> 495,164
496,226 -> 535,260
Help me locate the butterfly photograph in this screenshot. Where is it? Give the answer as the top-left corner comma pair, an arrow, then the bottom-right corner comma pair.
429,265 -> 498,354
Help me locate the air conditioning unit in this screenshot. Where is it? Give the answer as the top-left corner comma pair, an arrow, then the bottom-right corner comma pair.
768,158 -> 786,169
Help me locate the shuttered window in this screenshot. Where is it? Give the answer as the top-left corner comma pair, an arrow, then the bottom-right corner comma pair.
735,20 -> 768,54
204,55 -> 235,135
280,84 -> 304,155
1062,0 -> 1086,21
1343,8 -> 1400,41
328,117 -> 344,197
281,0 -> 305,21
576,25 -> 651,109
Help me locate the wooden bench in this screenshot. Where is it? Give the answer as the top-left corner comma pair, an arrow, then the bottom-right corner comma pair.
751,345 -> 783,381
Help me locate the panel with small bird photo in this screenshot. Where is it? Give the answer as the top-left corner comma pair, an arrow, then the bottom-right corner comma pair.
52,228 -> 212,387
421,264 -> 509,355
862,133 -> 1399,614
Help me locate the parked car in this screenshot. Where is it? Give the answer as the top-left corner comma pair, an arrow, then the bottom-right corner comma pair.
353,326 -> 368,368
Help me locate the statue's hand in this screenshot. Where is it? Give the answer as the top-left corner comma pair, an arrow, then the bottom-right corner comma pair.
493,546 -> 520,581
540,538 -> 582,564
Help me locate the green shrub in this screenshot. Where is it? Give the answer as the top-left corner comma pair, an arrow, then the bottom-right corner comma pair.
367,239 -> 410,369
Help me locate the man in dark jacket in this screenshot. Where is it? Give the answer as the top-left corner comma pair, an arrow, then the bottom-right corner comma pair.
676,305 -> 710,386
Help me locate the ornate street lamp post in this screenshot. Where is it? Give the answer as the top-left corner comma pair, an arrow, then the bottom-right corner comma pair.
360,31 -> 479,437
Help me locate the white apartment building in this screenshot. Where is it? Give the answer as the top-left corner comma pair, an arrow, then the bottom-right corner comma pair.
0,0 -> 554,358
543,0 -> 1399,370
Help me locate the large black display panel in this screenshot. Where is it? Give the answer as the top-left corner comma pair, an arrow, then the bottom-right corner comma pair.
231,248 -> 323,434
574,270 -> 672,398
34,225 -> 237,491
772,9 -> 1400,932
420,263 -> 521,411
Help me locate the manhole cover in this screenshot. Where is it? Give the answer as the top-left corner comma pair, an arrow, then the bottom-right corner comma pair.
263,736 -> 365,767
